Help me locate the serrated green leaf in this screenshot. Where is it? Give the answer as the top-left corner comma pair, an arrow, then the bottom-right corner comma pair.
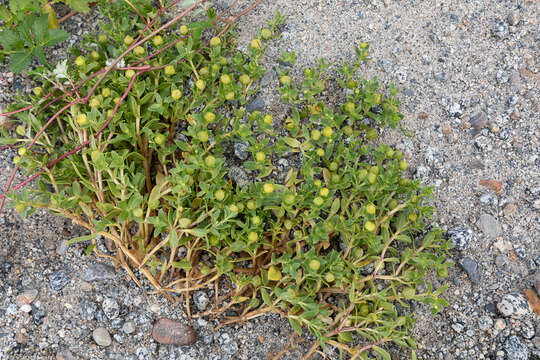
64,0 -> 91,13
31,14 -> 48,43
32,46 -> 49,67
0,30 -> 23,50
9,51 -> 32,73
43,29 -> 69,47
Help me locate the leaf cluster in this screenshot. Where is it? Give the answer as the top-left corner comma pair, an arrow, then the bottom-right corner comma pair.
0,0 -> 91,72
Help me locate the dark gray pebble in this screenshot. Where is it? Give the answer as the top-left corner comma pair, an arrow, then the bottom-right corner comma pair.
49,270 -> 70,291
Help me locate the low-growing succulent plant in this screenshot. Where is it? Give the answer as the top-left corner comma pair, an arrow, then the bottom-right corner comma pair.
0,1 -> 452,358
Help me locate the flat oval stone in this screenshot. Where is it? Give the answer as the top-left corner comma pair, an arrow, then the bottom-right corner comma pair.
152,318 -> 197,345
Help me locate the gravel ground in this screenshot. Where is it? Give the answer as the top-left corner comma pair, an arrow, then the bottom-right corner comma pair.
1,0 -> 539,359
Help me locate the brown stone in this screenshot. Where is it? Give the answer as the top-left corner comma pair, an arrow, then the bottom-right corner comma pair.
524,289 -> 540,315
502,203 -> 518,216
16,289 -> 38,306
152,318 -> 197,345
15,331 -> 26,344
478,179 -> 501,194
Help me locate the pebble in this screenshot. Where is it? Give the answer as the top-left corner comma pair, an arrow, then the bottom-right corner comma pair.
228,166 -> 250,188
102,298 -> 120,320
447,102 -> 462,118
497,293 -> 531,318
246,96 -> 265,113
509,71 -> 521,93
151,318 -> 197,345
503,336 -> 528,360
80,298 -> 97,321
494,318 -> 506,331
20,304 -> 32,313
477,315 -> 493,331
49,269 -> 70,291
92,327 -> 112,347
496,70 -> 509,84
491,20 -> 509,39
122,321 -> 136,334
477,213 -> 501,238
31,304 -> 46,325
446,227 -> 477,251
233,142 -> 250,160
507,11 -> 520,26
459,256 -> 480,284
502,203 -> 517,216
523,289 -> 540,315
451,323 -> 464,333
469,112 -> 488,131
81,263 -> 117,282
534,271 -> 540,294
193,291 -> 210,312
16,289 -> 38,306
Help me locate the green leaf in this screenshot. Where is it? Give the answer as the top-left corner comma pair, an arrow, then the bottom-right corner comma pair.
31,14 -> 48,43
411,350 -> 418,360
85,244 -> 95,256
260,288 -> 271,306
173,260 -> 192,269
282,137 -> 301,148
289,317 -> 302,335
9,51 -> 33,73
185,228 -> 207,238
64,0 -> 91,13
67,233 -> 98,245
0,5 -> 10,21
43,29 -> 69,47
0,30 -> 23,49
32,46 -> 49,67
372,346 -> 391,360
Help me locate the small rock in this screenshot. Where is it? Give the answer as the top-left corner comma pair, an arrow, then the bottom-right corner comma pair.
102,298 -> 120,320
246,96 -> 265,113
447,102 -> 462,118
497,293 -> 531,318
228,166 -> 250,188
523,289 -> 540,315
80,298 -> 97,321
459,257 -> 480,284
234,142 -> 250,161
152,318 -> 197,345
193,291 -> 210,312
507,11 -> 520,26
521,321 -> 535,340
56,349 -> 75,360
81,263 -> 116,282
122,321 -> 136,334
92,327 -> 112,347
31,304 -> 46,325
478,213 -> 501,238
534,271 -> 540,294
496,70 -> 509,84
503,335 -> 528,360
446,227 -> 477,251
20,304 -> 32,313
394,66 -> 408,82
478,179 -> 501,194
16,289 -> 38,306
451,323 -> 464,333
478,315 -> 493,331
491,20 -> 509,39
503,203 -> 518,216
470,112 -> 488,131
49,269 -> 70,291
494,318 -> 506,331
113,332 -> 125,344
